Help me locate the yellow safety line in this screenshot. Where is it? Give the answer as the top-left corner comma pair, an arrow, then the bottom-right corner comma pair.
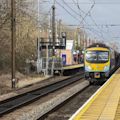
63,64 -> 84,70
115,98 -> 120,120
69,68 -> 120,120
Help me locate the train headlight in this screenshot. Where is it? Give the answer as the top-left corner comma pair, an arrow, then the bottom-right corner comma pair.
85,66 -> 92,71
104,65 -> 109,72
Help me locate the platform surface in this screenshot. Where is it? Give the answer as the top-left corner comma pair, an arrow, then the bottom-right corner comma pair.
54,64 -> 84,71
70,68 -> 120,120
63,64 -> 84,70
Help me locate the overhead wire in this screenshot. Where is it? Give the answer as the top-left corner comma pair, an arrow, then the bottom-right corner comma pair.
40,0 -> 120,5
70,0 -> 105,40
72,0 -> 106,40
55,0 -> 81,23
79,0 -> 95,24
46,0 -> 112,41
56,0 -> 120,46
72,0 -> 86,14
62,24 -> 120,27
62,0 -> 84,20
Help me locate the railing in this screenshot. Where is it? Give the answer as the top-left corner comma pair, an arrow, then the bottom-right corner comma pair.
37,57 -> 63,75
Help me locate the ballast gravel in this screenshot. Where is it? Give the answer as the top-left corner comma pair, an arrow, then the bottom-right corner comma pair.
1,80 -> 89,120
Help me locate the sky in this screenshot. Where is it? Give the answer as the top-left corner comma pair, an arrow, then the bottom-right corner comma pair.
40,0 -> 120,50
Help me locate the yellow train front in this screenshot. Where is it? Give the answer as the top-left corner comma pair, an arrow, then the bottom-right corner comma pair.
84,43 -> 117,83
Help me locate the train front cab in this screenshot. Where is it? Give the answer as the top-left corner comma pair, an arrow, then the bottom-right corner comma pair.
84,47 -> 110,83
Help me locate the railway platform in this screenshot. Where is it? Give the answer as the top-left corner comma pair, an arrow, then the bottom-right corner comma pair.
63,64 -> 84,70
70,68 -> 120,120
54,64 -> 84,75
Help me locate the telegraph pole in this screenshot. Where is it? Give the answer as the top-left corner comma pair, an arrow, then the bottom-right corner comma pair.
37,0 -> 40,60
52,4 -> 56,56
58,19 -> 61,39
11,0 -> 16,88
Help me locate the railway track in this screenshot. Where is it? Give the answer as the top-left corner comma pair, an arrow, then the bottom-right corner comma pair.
42,67 -> 120,120
0,72 -> 84,117
38,68 -> 118,120
41,85 -> 100,120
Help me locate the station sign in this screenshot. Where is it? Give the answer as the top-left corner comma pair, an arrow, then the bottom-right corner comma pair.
61,32 -> 66,49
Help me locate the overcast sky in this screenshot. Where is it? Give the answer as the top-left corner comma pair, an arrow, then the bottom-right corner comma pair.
41,0 -> 120,50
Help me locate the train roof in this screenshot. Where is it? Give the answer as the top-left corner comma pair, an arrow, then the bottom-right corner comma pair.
86,43 -> 120,55
87,43 -> 110,49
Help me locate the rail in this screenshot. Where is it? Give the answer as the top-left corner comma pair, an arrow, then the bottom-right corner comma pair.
0,72 -> 84,117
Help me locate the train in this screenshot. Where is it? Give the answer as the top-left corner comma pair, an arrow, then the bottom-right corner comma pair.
84,43 -> 120,83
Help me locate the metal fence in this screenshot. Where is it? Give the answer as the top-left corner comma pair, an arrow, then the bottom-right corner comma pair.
37,57 -> 63,76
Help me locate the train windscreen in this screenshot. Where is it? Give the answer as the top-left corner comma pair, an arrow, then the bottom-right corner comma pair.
85,51 -> 109,63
